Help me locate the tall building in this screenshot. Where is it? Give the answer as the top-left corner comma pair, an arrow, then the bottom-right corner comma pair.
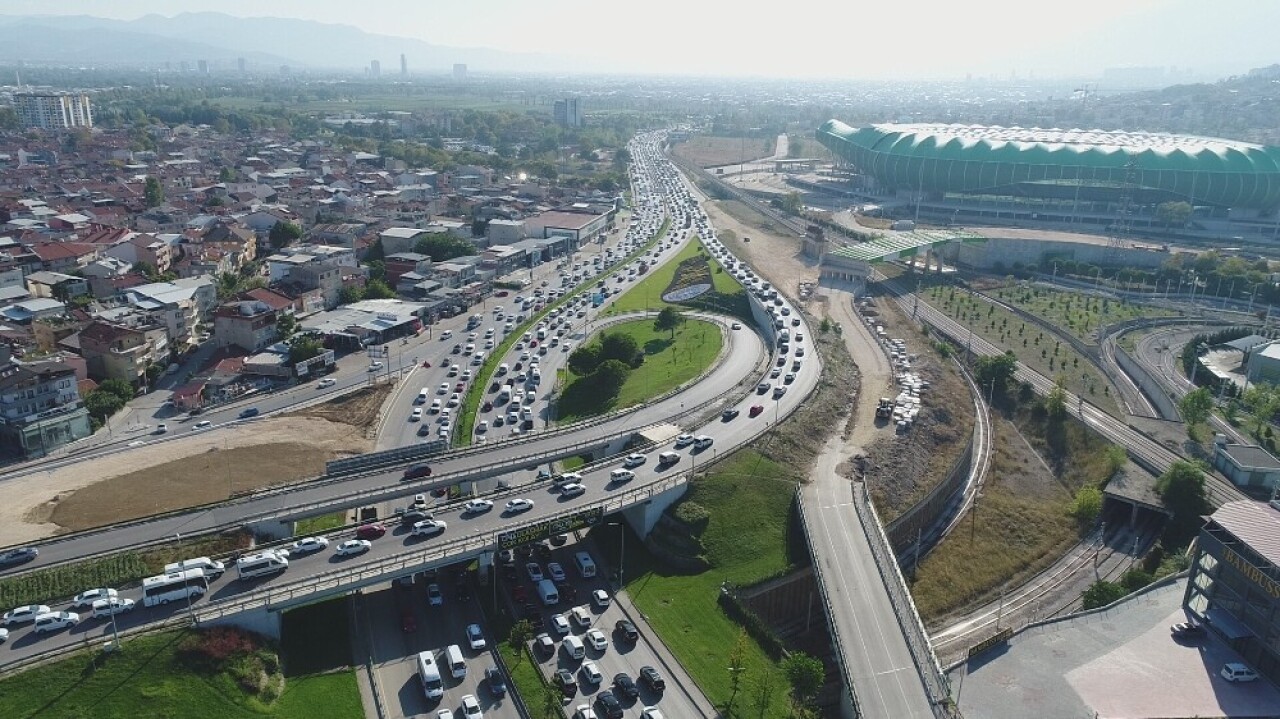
370,60 -> 381,78
0,347 -> 92,459
197,59 -> 209,75
400,53 -> 407,76
14,92 -> 94,130
237,57 -> 247,74
453,63 -> 467,81
553,98 -> 582,128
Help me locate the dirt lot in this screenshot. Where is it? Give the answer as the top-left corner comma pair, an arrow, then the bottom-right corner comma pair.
672,136 -> 774,168
1,387 -> 390,545
705,198 -> 819,300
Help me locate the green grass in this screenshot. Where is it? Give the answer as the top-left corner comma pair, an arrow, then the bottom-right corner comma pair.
605,239 -> 750,321
559,454 -> 588,471
456,218 -> 671,443
0,533 -> 249,610
591,450 -> 798,717
988,284 -> 1178,345
293,512 -> 347,537
556,318 -> 724,422
0,630 -> 362,719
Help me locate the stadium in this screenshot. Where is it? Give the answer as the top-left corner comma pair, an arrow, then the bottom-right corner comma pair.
815,120 -> 1280,222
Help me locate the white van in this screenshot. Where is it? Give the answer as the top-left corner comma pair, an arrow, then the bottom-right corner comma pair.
165,557 -> 225,578
537,579 -> 560,606
574,551 -> 597,579
416,388 -> 429,404
562,634 -> 585,660
236,550 -> 289,580
445,644 -> 467,679
417,651 -> 445,699
657,451 -> 680,466
571,605 -> 593,629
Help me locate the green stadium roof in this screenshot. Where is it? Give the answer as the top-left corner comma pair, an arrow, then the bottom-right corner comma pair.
816,120 -> 1280,209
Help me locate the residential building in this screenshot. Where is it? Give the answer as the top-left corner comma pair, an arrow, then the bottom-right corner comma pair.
14,92 -> 94,129
524,210 -> 610,247
1212,435 -> 1280,493
384,252 -> 433,287
77,318 -> 168,387
101,234 -> 173,274
553,98 -> 582,128
123,278 -> 217,348
487,219 -> 527,245
24,271 -> 88,300
213,301 -> 279,353
0,348 -> 92,459
265,244 -> 355,282
379,226 -> 430,255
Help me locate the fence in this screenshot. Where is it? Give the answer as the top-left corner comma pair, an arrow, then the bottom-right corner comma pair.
326,439 -> 449,476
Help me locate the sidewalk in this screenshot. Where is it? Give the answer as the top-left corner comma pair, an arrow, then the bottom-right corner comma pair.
614,587 -> 721,718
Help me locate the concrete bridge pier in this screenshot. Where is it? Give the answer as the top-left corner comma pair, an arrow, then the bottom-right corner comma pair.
617,480 -> 688,537
202,604 -> 282,640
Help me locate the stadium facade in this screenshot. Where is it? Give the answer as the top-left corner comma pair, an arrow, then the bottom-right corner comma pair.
816,120 -> 1280,214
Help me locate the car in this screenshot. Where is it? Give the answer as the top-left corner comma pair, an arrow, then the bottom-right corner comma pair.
427,583 -> 444,606
592,589 -> 611,608
573,705 -> 598,719
316,377 -> 337,389
238,407 -> 260,419
595,690 -> 624,719
191,420 -> 212,430
554,668 -> 579,696
1170,620 -> 1205,639
72,588 -> 119,609
640,708 -> 665,719
749,404 -> 765,418
613,672 -> 639,699
410,408 -> 423,422
367,362 -> 384,372
463,499 -> 494,515
586,628 -> 608,652
33,611 -> 80,633
673,433 -> 695,448
466,623 -> 486,650
439,382 -> 450,394
334,539 -> 371,556
2,604 -> 51,626
460,694 -> 483,718
773,385 -> 787,399
505,498 -> 535,514
615,619 -> 638,642
403,464 -> 433,481
0,628 -> 7,643
721,408 -> 740,421
356,523 -> 386,539
438,710 -> 454,719
412,519 -> 447,537
639,665 -> 666,692
693,435 -> 714,450
1221,662 -> 1259,682
290,536 -> 330,554
756,381 -> 771,393
551,612 -> 572,635
447,393 -> 461,408
526,562 -> 544,582
401,509 -> 432,527
89,597 -> 135,619
560,482 -> 587,498
580,660 -> 604,686
535,632 -> 556,656
622,453 -> 647,468
547,562 -> 566,582
731,322 -> 742,330
485,666 -> 507,697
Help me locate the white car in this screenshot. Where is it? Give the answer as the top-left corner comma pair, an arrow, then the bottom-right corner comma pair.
673,433 -> 695,447
641,708 -> 666,719
334,539 -> 371,556
438,711 -> 455,719
291,536 -> 330,554
367,362 -> 384,372
585,628 -> 608,652
0,628 -> 7,643
525,562 -> 544,582
505,498 -> 535,514
411,519 -> 447,538
693,435 -> 714,450
622,453 -> 646,468
33,611 -> 80,633
460,694 -> 483,718
573,705 -> 598,719
592,589 -> 611,608
2,604 -> 51,626
427,583 -> 444,606
316,378 -> 337,388
71,588 -> 118,609
466,623 -> 487,650
559,483 -> 586,498
91,597 -> 135,618
410,408 -> 423,422
580,660 -> 603,685
550,613 -> 571,635
547,562 -> 566,582
463,499 -> 494,515
447,393 -> 461,408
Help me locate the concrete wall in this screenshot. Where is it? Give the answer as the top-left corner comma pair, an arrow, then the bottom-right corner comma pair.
949,236 -> 1170,271
203,604 -> 282,640
620,480 -> 688,537
1112,343 -> 1182,420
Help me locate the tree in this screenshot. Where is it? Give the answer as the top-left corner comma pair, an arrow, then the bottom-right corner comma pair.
780,191 -> 803,215
268,221 -> 302,249
363,279 -> 396,299
1044,380 -> 1068,418
974,350 -> 1018,398
753,665 -> 781,719
787,138 -> 804,158
654,306 -> 686,338
143,176 -> 164,208
589,359 -> 631,400
1069,486 -> 1103,525
1155,201 -> 1193,227
1081,580 -> 1126,610
414,234 -> 477,262
568,344 -> 602,376
726,629 -> 748,715
1156,461 -> 1209,547
339,286 -> 365,305
218,166 -> 235,182
508,619 -> 534,665
782,652 -> 824,715
1243,382 -> 1280,436
98,379 -> 136,402
276,313 -> 298,340
599,331 -> 642,368
1178,387 -> 1214,428
84,389 -> 126,420
287,335 -> 324,365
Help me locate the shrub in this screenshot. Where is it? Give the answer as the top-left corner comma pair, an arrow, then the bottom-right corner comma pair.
178,626 -> 261,672
672,500 -> 711,531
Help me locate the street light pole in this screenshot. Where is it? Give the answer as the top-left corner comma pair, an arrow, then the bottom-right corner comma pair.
607,521 -> 625,589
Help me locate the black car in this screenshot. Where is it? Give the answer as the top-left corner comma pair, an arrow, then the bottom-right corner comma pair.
721,407 -> 740,421
0,546 -> 37,566
554,668 -> 578,696
550,533 -> 568,547
615,619 -> 639,643
485,666 -> 507,697
1171,620 -> 1206,640
613,672 -> 639,699
456,582 -> 472,602
595,690 -> 624,719
399,510 -> 432,526
639,665 -> 665,692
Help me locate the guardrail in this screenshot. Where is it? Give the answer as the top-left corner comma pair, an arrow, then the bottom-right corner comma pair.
327,439 -> 449,476
0,612 -> 192,678
794,486 -> 863,719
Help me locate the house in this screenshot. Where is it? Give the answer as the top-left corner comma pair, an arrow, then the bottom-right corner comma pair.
123,277 -> 217,348
1212,435 -> 1280,493
486,218 -> 527,245
0,298 -> 67,325
379,226 -> 430,255
102,233 -> 173,274
0,348 -> 92,459
430,261 -> 477,289
28,242 -> 98,273
213,300 -> 279,353
24,271 -> 88,300
384,252 -> 433,288
77,318 -> 169,387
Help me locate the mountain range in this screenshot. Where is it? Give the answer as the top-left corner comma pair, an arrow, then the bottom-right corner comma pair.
0,12 -> 582,74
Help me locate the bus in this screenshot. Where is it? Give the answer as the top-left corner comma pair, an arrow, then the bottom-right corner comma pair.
142,568 -> 210,607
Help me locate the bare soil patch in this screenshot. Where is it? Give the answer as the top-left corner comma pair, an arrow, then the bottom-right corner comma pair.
672,136 -> 773,168
286,383 -> 390,430
704,199 -> 819,302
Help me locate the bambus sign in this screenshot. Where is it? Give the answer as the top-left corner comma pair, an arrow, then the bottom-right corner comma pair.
1223,547 -> 1280,600
967,627 -> 1013,659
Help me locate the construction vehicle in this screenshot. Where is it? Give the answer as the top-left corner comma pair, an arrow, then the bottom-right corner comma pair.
875,398 -> 894,419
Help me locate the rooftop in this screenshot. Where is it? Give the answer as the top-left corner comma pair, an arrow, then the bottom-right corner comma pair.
871,123 -> 1266,154
1218,442 -> 1280,471
1209,500 -> 1280,567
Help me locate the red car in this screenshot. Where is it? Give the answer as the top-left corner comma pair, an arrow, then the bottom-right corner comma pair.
455,382 -> 465,392
356,523 -> 386,540
400,606 -> 417,633
495,291 -> 510,297
512,584 -> 528,602
749,405 -> 764,418
403,464 -> 432,481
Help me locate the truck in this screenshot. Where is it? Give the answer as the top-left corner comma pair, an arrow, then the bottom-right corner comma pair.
875,397 -> 894,419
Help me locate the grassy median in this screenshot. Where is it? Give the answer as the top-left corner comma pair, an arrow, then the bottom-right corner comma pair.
606,238 -> 750,320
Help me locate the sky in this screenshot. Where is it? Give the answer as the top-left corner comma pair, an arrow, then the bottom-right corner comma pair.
4,0 -> 1278,79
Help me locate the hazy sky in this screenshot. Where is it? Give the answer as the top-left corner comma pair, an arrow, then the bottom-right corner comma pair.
5,0 -> 1278,79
